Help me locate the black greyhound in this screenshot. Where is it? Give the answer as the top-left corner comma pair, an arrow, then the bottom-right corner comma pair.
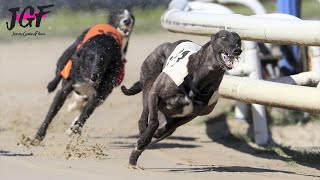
121,30 -> 242,167
47,9 -> 135,93
33,9 -> 135,143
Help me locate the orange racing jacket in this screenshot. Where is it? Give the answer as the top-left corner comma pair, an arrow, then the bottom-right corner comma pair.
60,24 -> 123,81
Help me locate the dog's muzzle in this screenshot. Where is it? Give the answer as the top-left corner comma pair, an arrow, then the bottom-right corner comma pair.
119,26 -> 132,36
119,18 -> 133,36
232,48 -> 242,56
220,48 -> 242,69
123,19 -> 132,26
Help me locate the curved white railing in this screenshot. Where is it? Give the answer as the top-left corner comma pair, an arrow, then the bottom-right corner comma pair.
161,0 -> 320,46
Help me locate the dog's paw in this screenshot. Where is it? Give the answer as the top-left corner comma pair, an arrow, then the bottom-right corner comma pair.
127,164 -> 144,170
20,134 -> 42,147
66,118 -> 82,136
66,128 -> 74,136
29,133 -> 45,146
66,125 -> 82,136
47,82 -> 57,93
30,138 -> 42,146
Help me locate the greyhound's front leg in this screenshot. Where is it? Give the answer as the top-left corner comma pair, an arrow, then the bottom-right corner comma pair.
47,75 -> 62,93
34,80 -> 74,142
66,94 -> 100,135
129,92 -> 159,167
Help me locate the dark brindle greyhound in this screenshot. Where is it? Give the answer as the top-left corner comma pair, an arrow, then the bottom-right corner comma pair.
121,30 -> 242,167
33,9 -> 135,143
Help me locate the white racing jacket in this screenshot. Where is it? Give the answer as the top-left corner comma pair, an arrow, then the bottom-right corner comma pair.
163,41 -> 201,86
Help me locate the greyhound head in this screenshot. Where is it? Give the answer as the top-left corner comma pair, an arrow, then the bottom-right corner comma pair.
108,9 -> 135,37
211,30 -> 242,70
76,39 -> 111,84
88,48 -> 109,84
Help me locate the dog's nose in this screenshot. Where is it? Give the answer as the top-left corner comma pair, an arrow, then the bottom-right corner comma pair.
123,19 -> 131,26
90,74 -> 98,82
232,48 -> 242,56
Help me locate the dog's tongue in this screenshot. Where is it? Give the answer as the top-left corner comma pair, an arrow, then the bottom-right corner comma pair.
225,59 -> 233,67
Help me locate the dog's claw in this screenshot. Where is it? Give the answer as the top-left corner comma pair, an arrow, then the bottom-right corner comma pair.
127,164 -> 144,170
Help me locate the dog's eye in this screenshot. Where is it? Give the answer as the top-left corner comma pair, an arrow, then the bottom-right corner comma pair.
221,36 -> 227,40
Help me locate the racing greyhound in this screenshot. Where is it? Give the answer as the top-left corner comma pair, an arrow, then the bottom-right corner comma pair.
121,30 -> 242,167
33,9 -> 135,143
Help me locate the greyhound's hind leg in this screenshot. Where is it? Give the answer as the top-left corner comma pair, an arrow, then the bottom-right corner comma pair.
130,92 -> 160,166
138,83 -> 154,135
34,80 -> 74,142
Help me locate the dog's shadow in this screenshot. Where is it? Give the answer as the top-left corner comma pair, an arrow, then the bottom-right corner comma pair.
0,150 -> 33,157
149,165 -> 317,177
205,113 -> 320,171
110,135 -> 201,149
149,114 -> 319,177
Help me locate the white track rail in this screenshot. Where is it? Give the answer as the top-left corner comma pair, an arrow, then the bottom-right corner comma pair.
161,0 -> 320,46
161,0 -> 320,145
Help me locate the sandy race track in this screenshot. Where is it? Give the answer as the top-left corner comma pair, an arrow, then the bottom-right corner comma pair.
0,32 -> 320,180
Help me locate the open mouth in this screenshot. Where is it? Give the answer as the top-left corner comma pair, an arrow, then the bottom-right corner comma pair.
220,51 -> 240,69
119,26 -> 131,36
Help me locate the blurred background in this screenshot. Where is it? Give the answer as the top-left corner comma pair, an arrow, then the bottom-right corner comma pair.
0,0 -> 319,41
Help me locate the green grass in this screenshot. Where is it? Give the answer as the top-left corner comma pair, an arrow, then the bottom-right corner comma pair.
131,7 -> 165,33
0,7 -> 165,41
301,0 -> 320,19
0,1 -> 319,41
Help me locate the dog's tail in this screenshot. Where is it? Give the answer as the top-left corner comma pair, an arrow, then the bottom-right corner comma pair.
47,75 -> 62,93
121,81 -> 142,96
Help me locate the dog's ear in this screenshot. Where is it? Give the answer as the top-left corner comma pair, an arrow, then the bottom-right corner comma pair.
108,9 -> 120,25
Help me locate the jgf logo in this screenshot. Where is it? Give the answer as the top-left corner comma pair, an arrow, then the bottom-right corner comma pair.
6,4 -> 54,31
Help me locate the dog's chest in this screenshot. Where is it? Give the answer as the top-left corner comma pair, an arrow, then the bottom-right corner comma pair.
161,91 -> 220,118
162,95 -> 194,118
73,83 -> 95,97
163,42 -> 201,86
